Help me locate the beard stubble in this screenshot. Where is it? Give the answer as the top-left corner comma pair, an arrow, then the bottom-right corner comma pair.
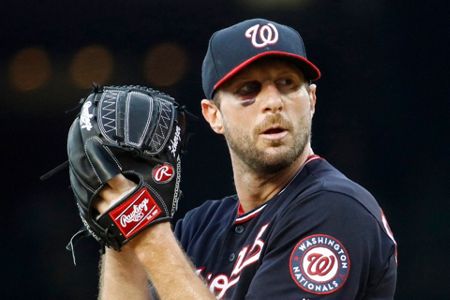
223,113 -> 312,174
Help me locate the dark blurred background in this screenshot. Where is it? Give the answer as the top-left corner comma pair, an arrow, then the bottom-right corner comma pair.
1,0 -> 448,299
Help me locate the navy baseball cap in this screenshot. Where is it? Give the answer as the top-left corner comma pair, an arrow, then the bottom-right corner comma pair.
201,18 -> 321,99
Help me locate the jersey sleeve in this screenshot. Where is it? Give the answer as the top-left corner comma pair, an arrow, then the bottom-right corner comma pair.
173,211 -> 191,251
173,201 -> 207,249
173,198 -> 234,253
245,191 -> 397,300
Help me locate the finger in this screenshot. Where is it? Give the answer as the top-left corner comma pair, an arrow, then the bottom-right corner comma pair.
94,197 -> 113,215
95,185 -> 115,213
95,176 -> 136,214
107,174 -> 136,192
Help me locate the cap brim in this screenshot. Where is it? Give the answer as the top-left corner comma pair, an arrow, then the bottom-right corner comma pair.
213,51 -> 321,93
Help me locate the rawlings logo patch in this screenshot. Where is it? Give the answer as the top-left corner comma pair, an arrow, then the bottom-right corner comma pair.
80,101 -> 93,131
289,234 -> 350,295
109,188 -> 161,238
152,163 -> 175,184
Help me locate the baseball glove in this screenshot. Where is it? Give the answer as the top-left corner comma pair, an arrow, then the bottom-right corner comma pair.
66,85 -> 186,252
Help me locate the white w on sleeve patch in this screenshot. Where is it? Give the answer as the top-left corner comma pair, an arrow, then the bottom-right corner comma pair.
289,234 -> 350,295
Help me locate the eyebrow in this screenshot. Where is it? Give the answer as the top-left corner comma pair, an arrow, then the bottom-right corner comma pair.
224,65 -> 306,90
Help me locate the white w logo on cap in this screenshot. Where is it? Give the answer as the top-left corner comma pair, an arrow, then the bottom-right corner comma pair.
245,23 -> 279,48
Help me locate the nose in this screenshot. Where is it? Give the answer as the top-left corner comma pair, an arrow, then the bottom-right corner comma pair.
260,83 -> 283,113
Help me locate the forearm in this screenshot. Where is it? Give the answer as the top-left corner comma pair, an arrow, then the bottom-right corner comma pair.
130,223 -> 215,300
95,175 -> 213,299
99,247 -> 150,300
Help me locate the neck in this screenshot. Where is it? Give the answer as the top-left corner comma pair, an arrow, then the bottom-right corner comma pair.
231,144 -> 314,213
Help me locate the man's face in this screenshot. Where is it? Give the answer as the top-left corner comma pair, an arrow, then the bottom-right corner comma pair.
204,58 -> 316,174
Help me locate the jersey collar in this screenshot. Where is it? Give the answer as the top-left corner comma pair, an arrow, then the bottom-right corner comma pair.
235,203 -> 268,225
234,154 -> 322,224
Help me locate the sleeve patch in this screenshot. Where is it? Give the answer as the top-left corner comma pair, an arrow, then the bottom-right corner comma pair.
289,234 -> 350,295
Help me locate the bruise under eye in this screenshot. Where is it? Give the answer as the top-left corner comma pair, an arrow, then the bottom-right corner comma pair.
240,98 -> 256,106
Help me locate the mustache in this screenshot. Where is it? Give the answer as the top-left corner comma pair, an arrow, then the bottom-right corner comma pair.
254,114 -> 293,134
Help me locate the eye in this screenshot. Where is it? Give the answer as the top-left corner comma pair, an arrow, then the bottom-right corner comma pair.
236,81 -> 261,98
277,78 -> 293,85
276,77 -> 298,92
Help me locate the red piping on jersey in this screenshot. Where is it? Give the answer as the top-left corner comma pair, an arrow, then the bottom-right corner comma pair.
235,204 -> 268,225
235,154 -> 322,224
304,154 -> 321,163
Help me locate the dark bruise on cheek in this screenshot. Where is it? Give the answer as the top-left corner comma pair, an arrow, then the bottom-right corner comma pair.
240,98 -> 256,107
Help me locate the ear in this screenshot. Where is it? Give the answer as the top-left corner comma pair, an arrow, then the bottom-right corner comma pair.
308,84 -> 317,117
201,99 -> 224,134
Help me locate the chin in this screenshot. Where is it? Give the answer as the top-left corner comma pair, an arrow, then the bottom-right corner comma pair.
263,145 -> 296,160
258,151 -> 299,173
257,159 -> 292,174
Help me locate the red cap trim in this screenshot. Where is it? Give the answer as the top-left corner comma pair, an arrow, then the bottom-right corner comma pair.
213,51 -> 321,94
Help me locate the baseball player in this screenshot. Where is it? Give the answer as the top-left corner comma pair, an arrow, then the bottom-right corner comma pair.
67,18 -> 397,299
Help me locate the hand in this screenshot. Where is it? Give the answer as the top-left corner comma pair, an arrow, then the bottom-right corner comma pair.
95,174 -> 137,215
96,174 -> 171,253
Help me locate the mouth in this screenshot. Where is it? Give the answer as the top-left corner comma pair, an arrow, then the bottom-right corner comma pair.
260,126 -> 288,140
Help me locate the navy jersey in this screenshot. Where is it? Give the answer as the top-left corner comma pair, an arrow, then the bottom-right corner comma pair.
174,155 -> 397,299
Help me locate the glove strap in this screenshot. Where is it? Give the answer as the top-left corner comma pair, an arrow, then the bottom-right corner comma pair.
107,185 -> 163,239
96,179 -> 166,249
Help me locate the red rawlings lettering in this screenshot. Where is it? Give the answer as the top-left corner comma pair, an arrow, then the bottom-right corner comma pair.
109,187 -> 162,238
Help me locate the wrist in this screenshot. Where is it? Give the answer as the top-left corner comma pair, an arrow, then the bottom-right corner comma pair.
125,222 -> 174,261
104,242 -> 138,263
